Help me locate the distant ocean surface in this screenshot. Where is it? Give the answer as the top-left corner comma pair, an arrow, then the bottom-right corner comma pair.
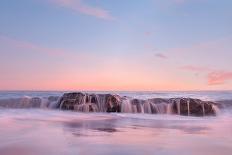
0,91 -> 232,155
1,90 -> 232,101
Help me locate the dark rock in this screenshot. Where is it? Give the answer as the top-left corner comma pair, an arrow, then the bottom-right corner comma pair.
48,96 -> 59,102
58,92 -> 217,116
59,92 -> 85,110
170,98 -> 216,116
105,94 -> 121,112
58,92 -> 122,112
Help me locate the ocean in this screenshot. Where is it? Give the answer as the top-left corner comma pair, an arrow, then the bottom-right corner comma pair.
0,91 -> 232,155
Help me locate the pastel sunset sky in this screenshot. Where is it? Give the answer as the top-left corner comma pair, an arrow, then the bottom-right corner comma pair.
0,0 -> 232,91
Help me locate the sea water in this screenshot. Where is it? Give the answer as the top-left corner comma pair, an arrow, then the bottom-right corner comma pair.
0,91 -> 232,155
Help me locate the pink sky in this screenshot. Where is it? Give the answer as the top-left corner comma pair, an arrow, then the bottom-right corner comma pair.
0,0 -> 232,91
1,35 -> 232,91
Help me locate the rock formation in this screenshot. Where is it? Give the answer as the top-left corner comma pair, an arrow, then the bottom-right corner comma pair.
58,92 -> 218,116
0,92 -> 221,116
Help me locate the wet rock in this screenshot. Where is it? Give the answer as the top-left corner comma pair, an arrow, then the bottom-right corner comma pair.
59,92 -> 83,110
57,92 -> 218,116
204,101 -> 217,115
131,99 -> 145,113
148,98 -> 169,104
148,98 -> 170,114
170,98 -> 216,116
48,96 -> 60,102
0,97 -> 41,108
58,92 -> 122,112
105,94 -> 121,112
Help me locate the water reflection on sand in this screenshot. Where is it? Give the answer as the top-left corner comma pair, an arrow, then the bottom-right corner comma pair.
0,109 -> 232,155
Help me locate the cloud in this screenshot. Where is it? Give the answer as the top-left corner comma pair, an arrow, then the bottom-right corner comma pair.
155,53 -> 168,59
51,0 -> 114,20
208,71 -> 232,85
180,65 -> 232,85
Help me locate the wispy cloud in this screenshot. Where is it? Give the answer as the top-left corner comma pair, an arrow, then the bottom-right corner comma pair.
155,53 -> 168,59
50,0 -> 114,20
165,37 -> 232,86
180,65 -> 232,85
208,71 -> 232,85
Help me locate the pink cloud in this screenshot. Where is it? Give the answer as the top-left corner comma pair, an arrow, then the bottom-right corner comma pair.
51,0 -> 114,20
180,65 -> 232,85
208,71 -> 232,85
155,53 -> 168,59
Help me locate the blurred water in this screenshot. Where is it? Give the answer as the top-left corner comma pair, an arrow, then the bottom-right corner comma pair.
0,109 -> 232,155
0,91 -> 232,155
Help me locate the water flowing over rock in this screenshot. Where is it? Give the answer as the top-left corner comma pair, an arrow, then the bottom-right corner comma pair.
213,100 -> 232,109
169,98 -> 216,116
0,96 -> 60,109
0,92 -> 220,116
58,92 -> 218,116
58,92 -> 121,112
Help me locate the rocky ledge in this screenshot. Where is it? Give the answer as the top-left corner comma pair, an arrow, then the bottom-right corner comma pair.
58,92 -> 218,116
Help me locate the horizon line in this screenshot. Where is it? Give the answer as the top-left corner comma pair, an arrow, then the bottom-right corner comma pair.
0,89 -> 231,92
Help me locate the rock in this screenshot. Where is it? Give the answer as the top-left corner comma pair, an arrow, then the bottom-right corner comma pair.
58,92 -> 122,112
105,94 -> 121,112
148,98 -> 169,104
204,101 -> 217,115
59,92 -> 85,110
48,96 -> 60,102
131,99 -> 145,113
58,92 -> 218,116
170,98 -> 216,116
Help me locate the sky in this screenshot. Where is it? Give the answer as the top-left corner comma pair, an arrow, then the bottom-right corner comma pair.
0,0 -> 232,91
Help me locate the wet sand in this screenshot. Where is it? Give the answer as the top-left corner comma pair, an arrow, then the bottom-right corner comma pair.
0,109 -> 232,155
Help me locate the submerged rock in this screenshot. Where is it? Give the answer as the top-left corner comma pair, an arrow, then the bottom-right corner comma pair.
170,98 -> 217,116
0,92 -> 218,116
214,100 -> 232,109
58,92 -> 218,116
0,96 -> 60,109
0,97 -> 39,108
